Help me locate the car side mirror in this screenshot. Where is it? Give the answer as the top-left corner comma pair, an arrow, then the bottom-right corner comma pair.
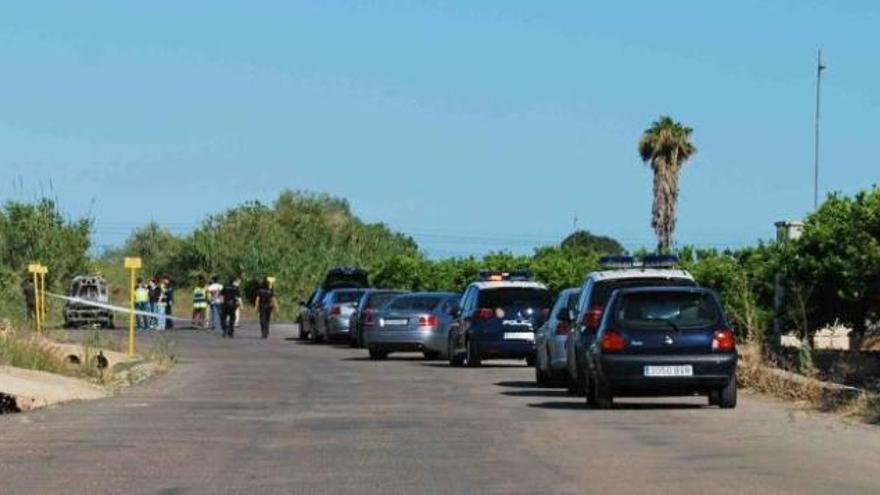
451,307 -> 462,318
556,308 -> 571,322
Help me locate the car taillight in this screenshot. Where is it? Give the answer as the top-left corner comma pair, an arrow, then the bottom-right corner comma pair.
712,329 -> 736,352
331,304 -> 342,315
582,305 -> 603,329
474,308 -> 494,320
418,315 -> 439,329
542,308 -> 550,320
364,310 -> 376,326
600,330 -> 626,352
555,321 -> 570,336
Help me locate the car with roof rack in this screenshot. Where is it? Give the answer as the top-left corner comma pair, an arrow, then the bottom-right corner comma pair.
563,255 -> 697,395
447,270 -> 552,368
298,267 -> 369,341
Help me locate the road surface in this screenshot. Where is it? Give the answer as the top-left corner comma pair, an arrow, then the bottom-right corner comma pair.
1,323 -> 879,494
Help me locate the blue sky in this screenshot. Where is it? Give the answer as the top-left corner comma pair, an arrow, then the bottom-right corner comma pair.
1,1 -> 877,258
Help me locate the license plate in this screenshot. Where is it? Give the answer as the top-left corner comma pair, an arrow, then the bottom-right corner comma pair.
381,318 -> 408,327
504,332 -> 534,341
644,365 -> 693,377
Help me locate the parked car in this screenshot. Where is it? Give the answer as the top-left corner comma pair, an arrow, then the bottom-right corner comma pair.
364,292 -> 459,360
448,271 -> 552,367
348,289 -> 405,348
534,287 -> 580,386
565,255 -> 696,395
584,286 -> 737,408
314,288 -> 367,343
298,267 -> 369,341
62,275 -> 115,328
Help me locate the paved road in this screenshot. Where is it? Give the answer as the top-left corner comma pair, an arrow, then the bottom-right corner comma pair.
2,323 -> 879,494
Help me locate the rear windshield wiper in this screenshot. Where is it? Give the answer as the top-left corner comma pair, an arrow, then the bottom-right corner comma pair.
661,319 -> 681,333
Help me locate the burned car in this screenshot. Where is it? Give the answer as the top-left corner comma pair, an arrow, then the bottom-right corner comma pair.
63,276 -> 115,328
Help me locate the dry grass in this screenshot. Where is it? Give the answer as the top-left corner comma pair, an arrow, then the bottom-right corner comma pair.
738,343 -> 880,424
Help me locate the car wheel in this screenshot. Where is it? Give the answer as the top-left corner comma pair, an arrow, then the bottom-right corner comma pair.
525,353 -> 536,368
448,338 -> 464,367
535,363 -> 549,386
369,347 -> 388,360
466,340 -> 481,368
422,350 -> 440,360
718,375 -> 737,409
566,367 -> 579,395
592,379 -> 613,409
348,331 -> 358,348
585,372 -> 598,407
572,368 -> 587,397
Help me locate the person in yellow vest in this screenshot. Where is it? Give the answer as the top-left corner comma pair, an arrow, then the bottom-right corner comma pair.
134,279 -> 151,331
192,278 -> 209,329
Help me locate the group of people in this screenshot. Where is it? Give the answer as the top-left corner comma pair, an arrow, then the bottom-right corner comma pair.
134,275 -> 279,339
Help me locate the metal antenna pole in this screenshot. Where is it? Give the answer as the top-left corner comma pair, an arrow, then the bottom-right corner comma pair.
814,49 -> 826,210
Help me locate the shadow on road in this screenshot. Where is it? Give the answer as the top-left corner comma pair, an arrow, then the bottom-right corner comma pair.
528,401 -> 706,411
341,356 -> 427,362
494,380 -> 540,389
502,390 -> 569,398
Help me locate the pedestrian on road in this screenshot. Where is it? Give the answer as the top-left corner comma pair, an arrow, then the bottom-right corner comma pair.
163,276 -> 175,330
21,278 -> 37,323
207,276 -> 223,331
134,279 -> 151,331
220,277 -> 241,338
148,278 -> 160,329
192,278 -> 208,329
254,278 -> 279,339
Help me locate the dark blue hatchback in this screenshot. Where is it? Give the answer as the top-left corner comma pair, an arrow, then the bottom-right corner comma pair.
585,287 -> 737,408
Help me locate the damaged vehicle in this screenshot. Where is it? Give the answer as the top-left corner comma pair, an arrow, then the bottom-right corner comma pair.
63,276 -> 115,329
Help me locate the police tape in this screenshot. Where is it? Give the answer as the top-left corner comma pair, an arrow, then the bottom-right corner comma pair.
47,292 -> 193,322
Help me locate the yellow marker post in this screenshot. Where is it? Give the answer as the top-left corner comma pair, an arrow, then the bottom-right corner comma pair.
27,264 -> 42,332
267,276 -> 276,289
124,257 -> 142,356
38,265 -> 48,327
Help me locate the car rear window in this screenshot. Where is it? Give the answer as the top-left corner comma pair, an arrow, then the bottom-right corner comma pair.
613,292 -> 720,330
409,296 -> 446,311
334,291 -> 365,303
478,288 -> 551,310
366,292 -> 401,309
592,278 -> 695,308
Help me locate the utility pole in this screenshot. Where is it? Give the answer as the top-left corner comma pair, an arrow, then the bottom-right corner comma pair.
813,49 -> 826,210
572,213 -> 579,233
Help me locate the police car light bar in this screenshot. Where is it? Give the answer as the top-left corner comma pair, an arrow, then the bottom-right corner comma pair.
599,256 -> 636,269
507,269 -> 534,281
641,254 -> 680,269
478,269 -> 534,282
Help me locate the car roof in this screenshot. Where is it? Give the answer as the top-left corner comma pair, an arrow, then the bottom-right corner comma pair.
587,268 -> 694,282
470,280 -> 549,290
614,286 -> 714,296
394,291 -> 459,298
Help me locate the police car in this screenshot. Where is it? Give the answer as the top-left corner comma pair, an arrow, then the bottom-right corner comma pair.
564,255 -> 697,395
448,270 -> 552,367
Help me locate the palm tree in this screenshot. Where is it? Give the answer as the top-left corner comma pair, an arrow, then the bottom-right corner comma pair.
638,116 -> 696,253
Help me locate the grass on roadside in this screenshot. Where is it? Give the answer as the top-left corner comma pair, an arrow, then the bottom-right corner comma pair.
0,323 -> 67,374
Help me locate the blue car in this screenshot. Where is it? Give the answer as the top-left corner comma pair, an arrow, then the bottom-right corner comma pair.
448,271 -> 552,368
585,286 -> 737,408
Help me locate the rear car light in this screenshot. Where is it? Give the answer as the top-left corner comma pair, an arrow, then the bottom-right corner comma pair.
582,305 -> 603,329
331,304 -> 342,315
474,308 -> 494,320
364,310 -> 376,326
418,315 -> 439,329
600,330 -> 627,352
542,308 -> 550,320
712,329 -> 736,352
555,321 -> 570,336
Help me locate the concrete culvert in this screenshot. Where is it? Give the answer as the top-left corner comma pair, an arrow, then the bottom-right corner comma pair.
0,393 -> 21,414
66,355 -> 81,365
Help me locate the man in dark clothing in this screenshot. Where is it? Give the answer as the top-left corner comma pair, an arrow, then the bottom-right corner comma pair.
220,277 -> 241,338
21,279 -> 36,321
254,278 -> 278,339
162,276 -> 175,330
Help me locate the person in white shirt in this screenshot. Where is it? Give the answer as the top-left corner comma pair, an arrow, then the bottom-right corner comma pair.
207,276 -> 224,332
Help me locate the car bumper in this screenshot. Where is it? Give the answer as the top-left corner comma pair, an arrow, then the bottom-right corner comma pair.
325,317 -> 351,338
596,353 -> 737,395
366,329 -> 443,352
472,338 -> 535,360
547,335 -> 568,370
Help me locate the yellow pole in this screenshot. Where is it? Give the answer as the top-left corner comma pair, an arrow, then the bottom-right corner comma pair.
39,269 -> 47,327
33,271 -> 41,332
129,267 -> 136,356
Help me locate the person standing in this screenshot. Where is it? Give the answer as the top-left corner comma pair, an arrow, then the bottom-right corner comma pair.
163,276 -> 175,330
191,279 -> 208,329
155,279 -> 168,331
254,278 -> 279,339
148,279 -> 160,330
134,279 -> 151,331
220,277 -> 241,338
207,276 -> 223,331
21,278 -> 37,322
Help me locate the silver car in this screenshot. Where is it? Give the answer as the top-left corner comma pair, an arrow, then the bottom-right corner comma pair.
364,292 -> 459,360
534,288 -> 580,386
315,289 -> 367,342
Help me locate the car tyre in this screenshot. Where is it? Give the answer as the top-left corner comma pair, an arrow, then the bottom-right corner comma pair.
368,347 -> 388,360
585,372 -> 598,407
718,375 -> 737,409
592,378 -> 613,409
422,350 -> 440,360
525,353 -> 536,368
466,340 -> 482,368
535,362 -> 549,386
448,338 -> 464,367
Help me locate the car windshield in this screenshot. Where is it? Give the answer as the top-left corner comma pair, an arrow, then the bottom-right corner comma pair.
478,288 -> 551,310
613,292 -> 720,330
366,292 -> 402,309
592,277 -> 695,308
334,291 -> 365,304
409,295 -> 446,311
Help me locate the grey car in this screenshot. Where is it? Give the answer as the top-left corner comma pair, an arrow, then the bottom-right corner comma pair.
534,288 -> 579,386
364,292 -> 459,360
314,289 -> 367,342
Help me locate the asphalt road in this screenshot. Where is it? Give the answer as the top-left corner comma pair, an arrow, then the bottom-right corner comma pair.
2,323 -> 879,494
